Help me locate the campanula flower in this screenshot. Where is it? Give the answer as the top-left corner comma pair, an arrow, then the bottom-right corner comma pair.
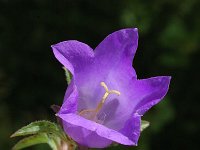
51,28 -> 171,148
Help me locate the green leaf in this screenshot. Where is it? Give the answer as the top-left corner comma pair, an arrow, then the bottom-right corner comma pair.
12,133 -> 57,150
11,121 -> 77,150
63,67 -> 72,84
141,120 -> 150,131
11,120 -> 66,140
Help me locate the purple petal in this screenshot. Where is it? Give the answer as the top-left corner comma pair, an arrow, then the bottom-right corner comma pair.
120,113 -> 141,146
94,28 -> 138,78
58,113 -> 135,148
51,40 -> 94,75
134,76 -> 171,115
59,80 -> 78,114
100,76 -> 170,130
75,28 -> 139,112
51,40 -> 94,114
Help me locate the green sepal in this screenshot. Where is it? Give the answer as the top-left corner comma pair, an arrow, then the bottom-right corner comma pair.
141,120 -> 150,131
63,67 -> 72,84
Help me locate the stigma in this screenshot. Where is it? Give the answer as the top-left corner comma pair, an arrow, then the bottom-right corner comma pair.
79,82 -> 120,122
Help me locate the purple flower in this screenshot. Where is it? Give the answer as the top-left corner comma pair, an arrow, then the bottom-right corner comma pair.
51,28 -> 171,148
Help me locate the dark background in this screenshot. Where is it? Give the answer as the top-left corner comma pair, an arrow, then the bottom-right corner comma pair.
0,0 -> 200,149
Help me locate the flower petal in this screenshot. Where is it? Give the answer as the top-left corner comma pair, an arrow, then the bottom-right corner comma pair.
101,76 -> 170,130
52,41 -> 95,114
59,80 -> 78,114
74,28 -> 139,111
94,28 -> 138,78
58,113 -> 135,148
134,76 -> 171,115
51,40 -> 94,75
120,113 -> 141,146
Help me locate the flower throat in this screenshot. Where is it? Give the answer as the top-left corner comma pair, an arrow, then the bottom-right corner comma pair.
79,82 -> 120,122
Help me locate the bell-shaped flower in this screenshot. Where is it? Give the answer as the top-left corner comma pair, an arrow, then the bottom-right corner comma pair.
51,28 -> 171,148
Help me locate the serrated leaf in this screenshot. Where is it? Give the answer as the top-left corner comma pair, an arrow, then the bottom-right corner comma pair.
141,120 -> 150,131
12,133 -> 57,150
11,121 -> 77,150
11,120 -> 66,140
63,67 -> 72,84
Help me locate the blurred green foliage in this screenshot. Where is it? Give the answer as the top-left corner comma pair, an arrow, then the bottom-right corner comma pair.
0,0 -> 199,149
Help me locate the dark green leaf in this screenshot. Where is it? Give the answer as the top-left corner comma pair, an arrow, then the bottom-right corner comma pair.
11,120 -> 66,140
11,121 -> 77,150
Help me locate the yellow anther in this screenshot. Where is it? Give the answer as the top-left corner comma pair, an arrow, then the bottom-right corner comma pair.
79,82 -> 120,121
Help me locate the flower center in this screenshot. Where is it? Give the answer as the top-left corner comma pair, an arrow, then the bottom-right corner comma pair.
79,82 -> 120,122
